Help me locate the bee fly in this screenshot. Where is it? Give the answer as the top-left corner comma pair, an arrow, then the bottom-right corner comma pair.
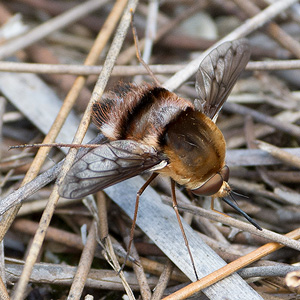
59,39 -> 261,278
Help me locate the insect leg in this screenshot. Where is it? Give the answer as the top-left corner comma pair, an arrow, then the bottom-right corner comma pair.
210,196 -> 230,217
171,179 -> 199,281
121,172 -> 159,272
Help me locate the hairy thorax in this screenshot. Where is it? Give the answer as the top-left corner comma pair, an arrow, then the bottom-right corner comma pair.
157,109 -> 226,190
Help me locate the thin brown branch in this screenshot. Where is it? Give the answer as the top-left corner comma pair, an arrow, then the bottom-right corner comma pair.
164,0 -> 299,91
233,0 -> 300,58
12,1 -> 138,299
0,0 -> 110,59
67,223 -> 97,300
163,228 -> 300,300
223,102 -> 300,139
256,140 -> 300,169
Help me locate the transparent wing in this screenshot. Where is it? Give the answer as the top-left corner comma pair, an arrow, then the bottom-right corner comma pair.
59,140 -> 166,199
195,39 -> 250,122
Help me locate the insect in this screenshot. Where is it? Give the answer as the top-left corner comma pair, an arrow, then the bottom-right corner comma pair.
59,38 -> 259,220
59,39 -> 261,278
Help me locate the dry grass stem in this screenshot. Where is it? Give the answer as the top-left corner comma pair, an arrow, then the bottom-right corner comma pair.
151,260 -> 174,300
67,223 -> 97,300
176,202 -> 300,251
3,60 -> 300,76
0,0 -> 110,59
117,1 -> 207,65
163,228 -> 300,300
11,1 -> 138,299
233,0 -> 300,58
256,140 -> 300,169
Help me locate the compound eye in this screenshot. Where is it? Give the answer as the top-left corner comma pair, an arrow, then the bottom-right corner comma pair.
220,165 -> 229,182
191,173 -> 223,196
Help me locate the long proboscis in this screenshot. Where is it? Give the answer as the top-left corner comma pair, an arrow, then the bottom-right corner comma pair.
222,195 -> 262,230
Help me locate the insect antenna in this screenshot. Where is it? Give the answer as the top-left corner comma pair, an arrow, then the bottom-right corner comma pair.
130,10 -> 161,86
222,194 -> 262,230
230,190 -> 249,199
120,172 -> 159,273
171,179 -> 199,281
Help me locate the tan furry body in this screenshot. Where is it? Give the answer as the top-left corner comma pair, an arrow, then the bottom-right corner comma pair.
92,83 -> 226,192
